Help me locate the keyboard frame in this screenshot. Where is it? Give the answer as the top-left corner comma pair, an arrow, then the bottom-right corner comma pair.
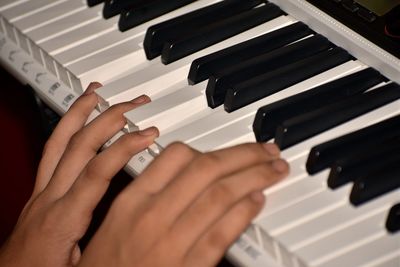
270,0 -> 400,85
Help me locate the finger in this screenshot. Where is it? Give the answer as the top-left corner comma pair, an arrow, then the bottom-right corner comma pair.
151,143 -> 281,226
126,142 -> 200,195
115,144 -> 280,260
71,244 -> 81,266
33,82 -> 102,196
165,159 -> 288,255
184,193 -> 265,267
60,128 -> 158,222
45,95 -> 151,198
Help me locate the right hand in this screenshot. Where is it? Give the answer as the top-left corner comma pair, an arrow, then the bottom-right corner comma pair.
78,142 -> 289,267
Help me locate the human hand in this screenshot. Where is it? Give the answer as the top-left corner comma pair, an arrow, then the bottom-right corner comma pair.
78,142 -> 289,267
0,82 -> 158,267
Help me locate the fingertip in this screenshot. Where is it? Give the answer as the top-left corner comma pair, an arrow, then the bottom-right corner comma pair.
263,142 -> 280,156
89,81 -> 103,88
131,94 -> 151,104
271,159 -> 290,174
250,191 -> 265,205
138,126 -> 159,137
83,82 -> 103,95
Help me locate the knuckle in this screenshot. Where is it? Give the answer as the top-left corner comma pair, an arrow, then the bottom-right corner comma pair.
255,165 -> 274,183
206,230 -> 229,251
108,101 -> 132,115
236,143 -> 267,161
112,192 -> 134,213
68,131 -> 86,149
42,139 -> 57,156
118,134 -> 137,149
129,203 -> 158,232
245,143 -> 266,158
165,142 -> 193,156
69,132 -> 81,144
108,102 -> 125,113
248,163 -> 285,189
116,134 -> 148,156
82,162 -> 103,182
194,153 -> 220,172
150,242 -> 181,266
105,103 -> 130,126
38,207 -> 61,233
209,183 -> 235,205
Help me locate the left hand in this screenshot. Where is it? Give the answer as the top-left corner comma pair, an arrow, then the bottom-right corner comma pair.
0,82 -> 158,267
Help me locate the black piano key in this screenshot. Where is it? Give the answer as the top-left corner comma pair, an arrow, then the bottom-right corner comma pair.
206,34 -> 333,108
87,0 -> 104,7
275,83 -> 400,150
224,47 -> 351,112
350,162 -> 400,206
143,0 -> 264,60
103,0 -> 147,19
162,3 -> 284,64
253,68 -> 384,142
119,0 -> 197,32
328,138 -> 400,189
188,22 -> 313,85
306,114 -> 400,175
386,203 -> 400,233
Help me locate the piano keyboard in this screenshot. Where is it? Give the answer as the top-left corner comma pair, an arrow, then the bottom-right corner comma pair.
0,1 -> 399,266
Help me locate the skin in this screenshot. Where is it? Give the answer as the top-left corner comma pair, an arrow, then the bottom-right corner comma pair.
0,82 -> 289,267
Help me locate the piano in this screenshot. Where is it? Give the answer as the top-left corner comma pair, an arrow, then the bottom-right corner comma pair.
0,1 -> 399,266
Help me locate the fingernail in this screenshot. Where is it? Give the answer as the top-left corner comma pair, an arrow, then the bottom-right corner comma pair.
272,159 -> 289,173
138,127 -> 159,136
83,82 -> 102,95
131,95 -> 149,104
250,191 -> 265,204
263,143 -> 280,156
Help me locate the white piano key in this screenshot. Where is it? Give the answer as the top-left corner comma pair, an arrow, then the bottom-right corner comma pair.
188,116 -> 255,152
257,185 -> 351,236
262,154 -> 319,201
1,0 -> 65,22
295,218 -> 390,266
15,28 -> 29,54
0,0 -> 29,13
28,38 -> 43,65
55,28 -> 139,66
154,60 -> 365,151
368,253 -> 400,267
259,169 -> 327,218
67,34 -> 146,92
125,83 -> 210,135
219,131 -> 256,150
40,17 -> 117,55
24,3 -> 105,81
55,60 -> 71,88
54,0 -> 220,65
314,230 -> 400,267
13,0 -> 86,33
267,188 -> 399,267
58,2 -> 231,92
27,4 -> 102,44
2,17 -> 17,43
0,17 -> 4,34
94,15 -> 296,108
277,192 -> 398,252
